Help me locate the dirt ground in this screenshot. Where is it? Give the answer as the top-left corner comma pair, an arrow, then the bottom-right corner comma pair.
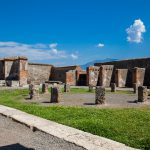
24,89 -> 150,108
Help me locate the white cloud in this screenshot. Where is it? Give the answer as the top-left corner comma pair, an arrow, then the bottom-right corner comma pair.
0,41 -> 75,60
70,54 -> 78,60
126,19 -> 146,43
97,43 -> 104,48
49,43 -> 58,49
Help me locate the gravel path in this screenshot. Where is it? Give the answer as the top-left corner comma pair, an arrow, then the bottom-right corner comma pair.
0,115 -> 85,150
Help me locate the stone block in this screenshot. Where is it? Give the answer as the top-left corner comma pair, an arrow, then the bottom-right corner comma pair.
89,85 -> 94,92
64,83 -> 70,92
6,80 -> 20,87
95,86 -> 105,104
111,83 -> 116,92
133,83 -> 138,94
0,80 -> 6,86
29,84 -> 39,99
138,86 -> 147,102
50,85 -> 62,103
42,83 -> 49,94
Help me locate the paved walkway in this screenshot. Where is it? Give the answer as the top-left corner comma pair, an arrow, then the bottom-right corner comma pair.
0,105 -> 138,150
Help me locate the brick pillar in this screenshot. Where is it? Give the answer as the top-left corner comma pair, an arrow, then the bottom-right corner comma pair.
111,83 -> 116,92
29,84 -> 39,99
95,86 -> 105,104
132,67 -> 145,87
18,57 -> 28,87
42,83 -> 49,94
133,83 -> 138,94
64,83 -> 70,92
50,84 -> 62,103
138,86 -> 147,102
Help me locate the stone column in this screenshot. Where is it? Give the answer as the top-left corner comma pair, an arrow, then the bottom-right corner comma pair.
42,83 -> 49,94
89,84 -> 94,92
64,83 -> 70,92
29,84 -> 39,99
95,86 -> 105,104
138,86 -> 147,102
133,83 -> 138,94
50,84 -> 62,103
111,83 -> 116,92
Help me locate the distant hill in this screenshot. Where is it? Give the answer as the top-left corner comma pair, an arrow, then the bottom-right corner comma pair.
80,58 -> 118,70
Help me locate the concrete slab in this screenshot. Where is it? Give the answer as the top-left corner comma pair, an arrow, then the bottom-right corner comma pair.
0,105 -> 138,150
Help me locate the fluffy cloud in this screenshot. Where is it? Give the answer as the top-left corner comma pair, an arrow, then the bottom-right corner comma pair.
97,43 -> 104,48
70,54 -> 78,59
126,19 -> 146,43
0,41 -> 75,60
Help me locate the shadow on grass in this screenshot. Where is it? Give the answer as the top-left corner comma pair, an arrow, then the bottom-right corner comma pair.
84,102 -> 96,105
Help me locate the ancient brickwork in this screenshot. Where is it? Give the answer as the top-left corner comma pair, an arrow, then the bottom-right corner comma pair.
66,70 -> 76,85
87,66 -> 100,86
28,63 -> 53,84
95,58 -> 150,87
132,67 -> 145,86
98,65 -> 114,87
115,69 -> 128,87
19,58 -> 28,86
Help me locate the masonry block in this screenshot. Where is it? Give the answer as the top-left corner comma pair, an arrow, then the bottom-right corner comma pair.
138,86 -> 147,102
111,83 -> 116,92
50,85 -> 62,103
95,86 -> 105,104
42,83 -> 49,94
64,83 -> 70,92
29,84 -> 39,99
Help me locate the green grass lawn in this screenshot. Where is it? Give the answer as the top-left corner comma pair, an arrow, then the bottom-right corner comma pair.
0,89 -> 150,149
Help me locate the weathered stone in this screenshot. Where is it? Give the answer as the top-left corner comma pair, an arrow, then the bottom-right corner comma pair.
0,80 -> 6,86
42,83 -> 49,94
29,84 -> 39,99
95,86 -> 105,104
6,80 -> 19,87
138,86 -> 147,102
89,85 -> 94,92
64,83 -> 70,92
50,85 -> 62,103
111,83 -> 116,92
133,83 -> 138,94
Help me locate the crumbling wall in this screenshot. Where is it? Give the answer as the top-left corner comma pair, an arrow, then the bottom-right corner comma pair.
98,65 -> 114,87
28,63 -> 53,83
115,69 -> 128,87
95,58 -> 150,86
51,66 -> 82,85
87,66 -> 100,86
66,70 -> 76,85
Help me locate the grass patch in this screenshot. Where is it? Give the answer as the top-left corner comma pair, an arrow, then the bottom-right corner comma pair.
0,89 -> 149,149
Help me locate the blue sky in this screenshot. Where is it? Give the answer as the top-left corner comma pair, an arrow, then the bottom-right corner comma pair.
0,0 -> 150,66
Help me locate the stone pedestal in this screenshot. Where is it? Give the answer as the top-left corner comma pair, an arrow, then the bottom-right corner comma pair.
42,83 -> 49,94
111,83 -> 116,92
64,83 -> 70,92
138,86 -> 147,102
50,85 -> 62,103
29,84 -> 39,99
89,85 -> 94,92
95,86 -> 105,104
133,83 -> 138,94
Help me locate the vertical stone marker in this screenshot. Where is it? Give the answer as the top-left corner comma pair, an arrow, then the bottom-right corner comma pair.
42,83 -> 49,94
29,84 -> 39,99
64,83 -> 70,92
111,83 -> 116,92
50,84 -> 62,103
95,86 -> 105,104
89,84 -> 94,92
138,86 -> 147,102
133,83 -> 138,94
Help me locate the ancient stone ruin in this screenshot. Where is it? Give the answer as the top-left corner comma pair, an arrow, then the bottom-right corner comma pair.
95,86 -> 105,104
